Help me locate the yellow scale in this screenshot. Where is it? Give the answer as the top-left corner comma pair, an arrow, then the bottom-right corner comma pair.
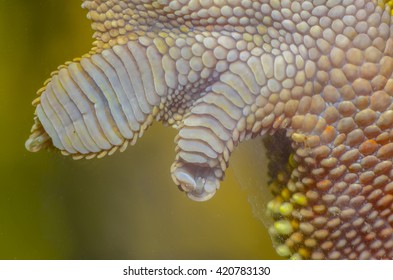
382,0 -> 393,14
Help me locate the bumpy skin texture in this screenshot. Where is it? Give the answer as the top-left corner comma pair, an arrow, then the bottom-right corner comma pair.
26,0 -> 393,259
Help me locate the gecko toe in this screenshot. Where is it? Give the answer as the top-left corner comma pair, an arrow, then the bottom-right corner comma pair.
172,164 -> 219,201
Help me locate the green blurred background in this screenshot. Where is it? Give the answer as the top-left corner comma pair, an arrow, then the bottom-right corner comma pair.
0,0 -> 280,259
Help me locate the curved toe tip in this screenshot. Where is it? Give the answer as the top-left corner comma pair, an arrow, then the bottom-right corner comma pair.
25,118 -> 51,153
187,190 -> 216,202
172,167 -> 197,192
25,137 -> 41,152
172,164 -> 221,202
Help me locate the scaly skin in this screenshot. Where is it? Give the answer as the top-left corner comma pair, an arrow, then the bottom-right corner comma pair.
26,0 -> 393,259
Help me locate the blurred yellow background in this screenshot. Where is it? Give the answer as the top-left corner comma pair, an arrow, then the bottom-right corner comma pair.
0,0 -> 280,259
